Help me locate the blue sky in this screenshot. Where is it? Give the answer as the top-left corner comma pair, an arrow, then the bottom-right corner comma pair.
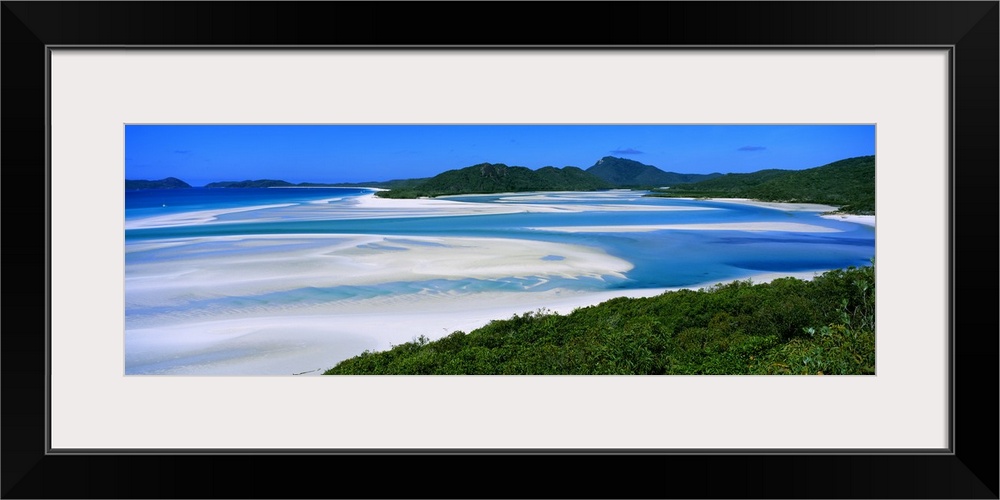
125,125 -> 875,186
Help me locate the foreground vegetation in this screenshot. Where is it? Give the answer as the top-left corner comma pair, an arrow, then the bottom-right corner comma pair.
325,263 -> 875,375
647,155 -> 876,214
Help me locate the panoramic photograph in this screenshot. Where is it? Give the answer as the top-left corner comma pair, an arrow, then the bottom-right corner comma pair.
124,124 -> 875,376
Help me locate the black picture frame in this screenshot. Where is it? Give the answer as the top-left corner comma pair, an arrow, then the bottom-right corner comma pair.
3,2 -> 997,498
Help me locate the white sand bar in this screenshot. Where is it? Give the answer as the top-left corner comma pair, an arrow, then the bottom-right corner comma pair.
688,197 -> 840,212
126,232 -> 634,375
351,192 -> 716,215
820,214 -> 876,227
124,203 -> 297,229
125,234 -> 634,309
530,222 -> 842,233
126,192 -> 721,230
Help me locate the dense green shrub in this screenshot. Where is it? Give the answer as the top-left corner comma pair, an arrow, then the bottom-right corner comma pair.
325,263 -> 876,375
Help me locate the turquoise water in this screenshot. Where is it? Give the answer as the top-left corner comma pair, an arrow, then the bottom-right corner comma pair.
125,186 -> 371,216
126,187 -> 875,289
124,187 -> 874,374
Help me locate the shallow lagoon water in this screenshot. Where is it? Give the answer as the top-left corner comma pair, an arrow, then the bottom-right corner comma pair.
124,188 -> 875,375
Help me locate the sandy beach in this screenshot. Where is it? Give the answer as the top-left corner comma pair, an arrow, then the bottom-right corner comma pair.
125,231 -> 639,374
125,287 -> 667,376
125,267 -> 824,376
687,197 -> 840,212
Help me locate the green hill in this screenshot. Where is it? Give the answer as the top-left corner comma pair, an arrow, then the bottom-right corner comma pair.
664,168 -> 792,192
650,155 -> 876,214
375,163 -> 612,198
586,156 -> 722,187
359,157 -> 725,198
529,165 -> 614,191
125,177 -> 192,190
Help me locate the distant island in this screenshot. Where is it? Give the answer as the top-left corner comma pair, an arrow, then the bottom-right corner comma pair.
322,178 -> 431,190
204,179 -> 354,188
125,177 -> 192,190
127,154 -> 875,214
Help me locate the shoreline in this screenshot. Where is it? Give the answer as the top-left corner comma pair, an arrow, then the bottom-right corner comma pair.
668,196 -> 876,228
125,266 -> 830,376
667,196 -> 840,213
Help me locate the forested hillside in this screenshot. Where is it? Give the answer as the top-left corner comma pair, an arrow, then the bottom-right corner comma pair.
325,263 -> 875,375
649,156 -> 876,214
375,163 -> 612,198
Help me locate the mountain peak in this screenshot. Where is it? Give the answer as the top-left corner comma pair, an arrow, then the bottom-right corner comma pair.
586,157 -> 718,187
